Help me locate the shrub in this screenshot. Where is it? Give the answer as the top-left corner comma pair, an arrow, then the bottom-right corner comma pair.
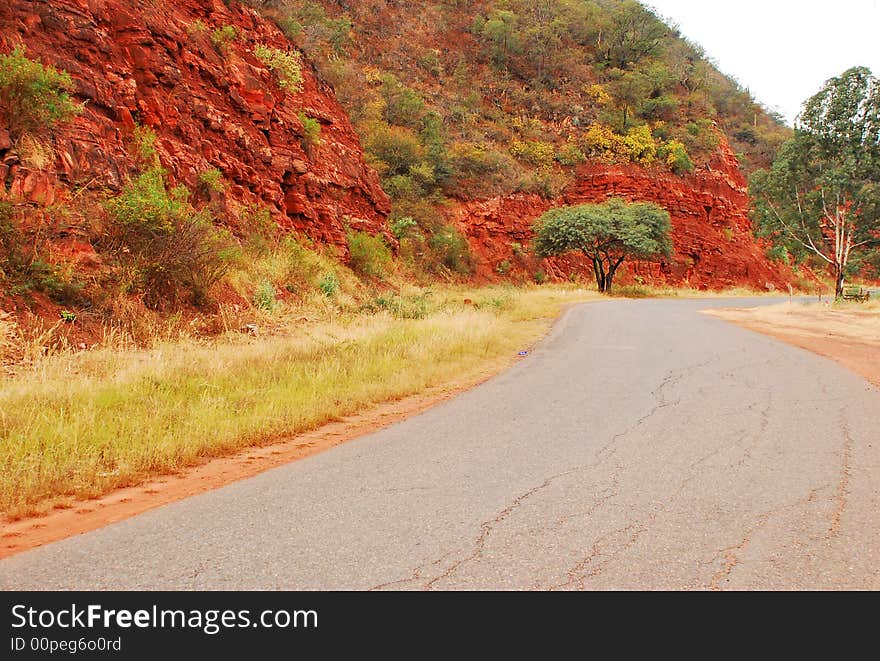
509,140 -> 556,168
103,168 -> 235,308
446,142 -> 516,196
15,134 -> 54,170
658,139 -> 693,175
495,260 -> 512,275
347,230 -> 392,279
557,141 -> 587,166
683,119 -> 720,155
622,124 -> 657,164
318,272 -> 339,297
390,216 -> 418,240
363,123 -> 424,177
0,46 -> 81,139
427,225 -> 474,275
132,124 -> 159,167
533,269 -> 547,284
580,123 -> 627,162
766,244 -> 791,264
241,204 -> 276,255
253,280 -> 277,311
254,45 -> 303,92
379,73 -> 425,129
211,25 -> 238,54
187,20 -> 208,36
297,112 -> 321,149
448,142 -> 512,177
197,168 -> 225,193
276,1 -> 352,55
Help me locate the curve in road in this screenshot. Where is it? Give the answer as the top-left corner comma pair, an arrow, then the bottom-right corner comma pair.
2,298 -> 878,590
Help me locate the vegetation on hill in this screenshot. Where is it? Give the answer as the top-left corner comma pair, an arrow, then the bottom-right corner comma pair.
250,0 -> 789,202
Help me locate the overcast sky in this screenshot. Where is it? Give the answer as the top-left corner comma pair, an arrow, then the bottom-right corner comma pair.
645,0 -> 880,125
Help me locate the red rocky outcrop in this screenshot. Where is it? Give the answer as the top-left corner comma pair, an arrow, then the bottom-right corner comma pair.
0,0 -> 392,253
449,136 -> 795,290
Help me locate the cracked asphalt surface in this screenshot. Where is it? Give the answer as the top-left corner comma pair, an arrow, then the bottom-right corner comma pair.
2,298 -> 879,590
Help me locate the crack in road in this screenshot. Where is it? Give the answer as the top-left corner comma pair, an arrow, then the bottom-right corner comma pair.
422,467 -> 583,590
708,509 -> 777,591
827,409 -> 853,538
736,388 -> 773,467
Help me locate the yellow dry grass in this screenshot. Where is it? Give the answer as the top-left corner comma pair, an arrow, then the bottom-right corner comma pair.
0,286 -> 597,518
706,300 -> 880,344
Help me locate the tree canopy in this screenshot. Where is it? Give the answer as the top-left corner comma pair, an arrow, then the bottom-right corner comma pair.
750,66 -> 880,295
533,197 -> 672,292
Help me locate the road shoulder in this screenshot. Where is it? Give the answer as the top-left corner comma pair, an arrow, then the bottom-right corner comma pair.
705,303 -> 880,388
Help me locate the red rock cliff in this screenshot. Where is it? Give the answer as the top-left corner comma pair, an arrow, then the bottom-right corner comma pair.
0,0 -> 392,251
450,135 -> 794,290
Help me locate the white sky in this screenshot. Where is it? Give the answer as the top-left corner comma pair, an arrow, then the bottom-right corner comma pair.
646,1 -> 880,125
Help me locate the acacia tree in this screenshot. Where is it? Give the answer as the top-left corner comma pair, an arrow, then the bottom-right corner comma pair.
750,67 -> 880,297
533,197 -> 672,293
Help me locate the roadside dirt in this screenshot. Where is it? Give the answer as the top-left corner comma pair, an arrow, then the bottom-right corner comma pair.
0,358 -> 523,559
707,303 -> 880,388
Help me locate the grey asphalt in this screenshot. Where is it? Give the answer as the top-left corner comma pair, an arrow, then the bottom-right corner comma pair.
2,298 -> 878,590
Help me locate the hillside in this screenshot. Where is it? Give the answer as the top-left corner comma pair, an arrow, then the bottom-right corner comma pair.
1,0 -> 801,344
249,0 -> 796,286
0,0 -> 392,336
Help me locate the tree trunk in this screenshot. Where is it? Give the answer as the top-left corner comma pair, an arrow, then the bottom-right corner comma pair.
834,264 -> 845,299
604,258 -> 625,295
604,269 -> 615,294
592,257 -> 608,293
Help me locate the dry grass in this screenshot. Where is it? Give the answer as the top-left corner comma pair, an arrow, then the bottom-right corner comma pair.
608,283 -> 786,299
0,311 -> 15,364
0,285 -> 597,518
15,134 -> 55,171
706,300 -> 880,344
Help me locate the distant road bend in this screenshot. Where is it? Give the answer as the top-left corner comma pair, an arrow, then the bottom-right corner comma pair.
1,298 -> 878,590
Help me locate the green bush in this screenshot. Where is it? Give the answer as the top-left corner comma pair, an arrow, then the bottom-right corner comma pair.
0,46 -> 81,139
253,280 -> 277,311
379,73 -> 425,129
103,168 -> 235,308
254,45 -> 303,92
347,230 -> 392,279
658,139 -> 694,175
318,272 -> 339,297
533,269 -> 547,284
132,125 -> 159,167
556,142 -> 587,166
390,216 -> 418,240
363,123 -> 424,177
275,1 -> 352,55
509,140 -> 556,168
427,225 -> 474,275
766,244 -> 791,265
495,260 -> 512,275
297,112 -> 321,149
197,168 -> 225,193
211,25 -> 238,54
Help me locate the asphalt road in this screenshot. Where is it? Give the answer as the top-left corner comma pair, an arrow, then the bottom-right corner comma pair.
2,298 -> 878,590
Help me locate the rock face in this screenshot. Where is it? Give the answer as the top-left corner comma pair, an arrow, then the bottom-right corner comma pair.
1,1 -> 789,291
449,135 -> 794,290
0,0 -> 392,252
